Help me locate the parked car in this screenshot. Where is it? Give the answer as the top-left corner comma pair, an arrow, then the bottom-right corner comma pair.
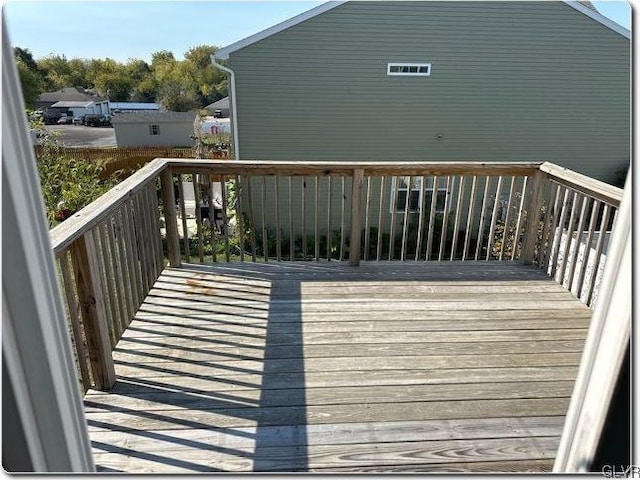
83,114 -> 112,127
57,116 -> 73,125
72,115 -> 85,125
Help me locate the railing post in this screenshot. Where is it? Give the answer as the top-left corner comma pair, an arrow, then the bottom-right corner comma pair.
69,232 -> 116,390
160,167 -> 181,268
520,169 -> 544,265
349,169 -> 364,266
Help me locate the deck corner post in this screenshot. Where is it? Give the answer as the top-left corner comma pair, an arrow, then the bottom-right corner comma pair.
70,233 -> 116,390
520,169 -> 545,265
160,167 -> 181,268
349,169 -> 364,267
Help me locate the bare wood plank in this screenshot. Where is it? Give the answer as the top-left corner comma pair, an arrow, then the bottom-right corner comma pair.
376,176 -> 386,261
245,176 -> 257,262
205,177 -> 218,263
474,176 -> 491,260
363,176 -> 372,261
326,176 -> 333,260
438,176 -> 453,261
574,199 -> 599,299
312,459 -> 554,473
585,204 -> 611,306
89,417 -> 565,452
485,176 -> 503,260
274,175 -> 281,261
234,175 -> 244,262
112,352 -> 581,379
339,176 -> 346,261
105,214 -> 128,335
541,182 -> 562,271
400,175 -> 412,261
301,176 -> 307,261
566,195 -> 589,292
556,191 -> 580,285
91,366 -> 579,395
112,339 -> 586,364
70,233 -> 116,390
425,176 -> 439,261
414,176 -> 427,261
314,175 -> 320,261
91,435 -> 558,472
146,182 -> 164,277
85,397 -> 570,431
499,176 -> 516,261
548,187 -> 571,278
113,208 -> 135,331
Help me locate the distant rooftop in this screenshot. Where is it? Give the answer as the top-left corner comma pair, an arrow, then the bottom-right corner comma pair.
50,100 -> 96,108
204,97 -> 229,111
111,111 -> 197,124
37,87 -> 106,104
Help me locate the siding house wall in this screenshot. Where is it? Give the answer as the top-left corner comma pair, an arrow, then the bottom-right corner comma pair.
229,1 -> 629,184
113,121 -> 195,147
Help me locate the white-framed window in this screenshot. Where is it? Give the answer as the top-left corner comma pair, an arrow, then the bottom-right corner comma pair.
391,176 -> 447,213
387,62 -> 431,76
149,124 -> 160,135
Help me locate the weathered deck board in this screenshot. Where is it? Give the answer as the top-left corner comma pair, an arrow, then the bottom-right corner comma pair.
84,261 -> 591,473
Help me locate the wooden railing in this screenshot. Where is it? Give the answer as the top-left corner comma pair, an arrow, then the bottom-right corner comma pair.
49,159 -> 622,392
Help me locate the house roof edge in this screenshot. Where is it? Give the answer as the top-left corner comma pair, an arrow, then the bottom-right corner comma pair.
214,1 -> 347,59
214,0 -> 629,60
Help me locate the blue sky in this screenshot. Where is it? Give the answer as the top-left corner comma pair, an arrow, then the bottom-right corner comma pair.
3,1 -> 632,62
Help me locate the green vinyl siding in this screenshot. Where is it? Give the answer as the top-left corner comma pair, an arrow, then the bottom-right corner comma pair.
228,1 -> 629,184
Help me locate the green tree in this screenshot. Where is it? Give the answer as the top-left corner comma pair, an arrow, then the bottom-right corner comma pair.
14,47 -> 46,106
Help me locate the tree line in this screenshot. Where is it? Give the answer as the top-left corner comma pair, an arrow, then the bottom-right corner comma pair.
14,45 -> 228,111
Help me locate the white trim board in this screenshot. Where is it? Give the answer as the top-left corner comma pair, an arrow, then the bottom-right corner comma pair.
214,0 -> 629,60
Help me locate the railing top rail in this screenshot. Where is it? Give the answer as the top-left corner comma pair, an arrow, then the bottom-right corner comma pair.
539,162 -> 623,207
163,159 -> 543,177
50,158 -> 168,255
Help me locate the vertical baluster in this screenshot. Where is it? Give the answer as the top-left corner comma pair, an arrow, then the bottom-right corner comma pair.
58,252 -> 91,391
147,182 -> 164,274
122,200 -> 142,312
176,174 -> 190,263
575,199 -> 600,300
220,175 -> 230,262
485,176 -> 504,261
376,176 -> 386,262
301,176 -> 307,261
415,176 -> 427,261
400,175 -> 412,261
549,188 -> 571,279
160,169 -> 180,268
235,175 -> 245,262
566,195 -> 589,293
585,204 -> 611,307
541,183 -> 562,271
206,178 -> 218,264
475,177 -> 491,261
92,226 -> 117,347
133,192 -> 151,293
340,177 -> 346,261
557,191 -> 580,285
106,215 -> 128,339
244,176 -> 256,262
438,176 -> 454,261
193,173 -> 205,264
388,177 -> 398,261
462,176 -> 478,261
450,176 -> 466,261
275,175 -> 282,261
326,176 -> 332,261
425,176 -> 439,261
511,176 -> 528,261
364,176 -> 372,261
261,176 -> 268,262
498,176 -> 516,261
114,207 -> 135,329
315,175 -> 320,261
349,169 -> 364,266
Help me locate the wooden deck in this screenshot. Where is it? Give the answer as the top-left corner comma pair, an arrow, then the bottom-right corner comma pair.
84,261 -> 592,473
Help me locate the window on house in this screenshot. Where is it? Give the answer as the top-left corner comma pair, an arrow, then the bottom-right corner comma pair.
149,124 -> 160,135
391,177 -> 447,213
387,63 -> 431,76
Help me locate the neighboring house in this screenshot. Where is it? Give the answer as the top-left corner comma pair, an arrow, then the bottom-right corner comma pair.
111,111 -> 196,147
214,1 -> 630,184
35,87 -> 109,117
204,97 -> 230,118
109,102 -> 161,113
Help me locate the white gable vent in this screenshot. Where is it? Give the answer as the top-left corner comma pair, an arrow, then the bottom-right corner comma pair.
387,63 -> 431,76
